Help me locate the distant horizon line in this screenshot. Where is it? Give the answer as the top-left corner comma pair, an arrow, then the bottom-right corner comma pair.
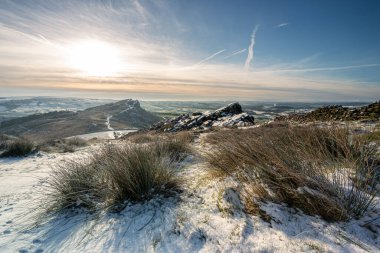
0,95 -> 375,104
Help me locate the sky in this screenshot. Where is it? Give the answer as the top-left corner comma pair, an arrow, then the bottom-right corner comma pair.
0,0 -> 379,101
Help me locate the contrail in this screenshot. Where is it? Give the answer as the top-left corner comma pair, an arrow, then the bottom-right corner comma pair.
244,25 -> 259,70
195,49 -> 225,65
253,63 -> 380,73
276,23 -> 289,28
223,49 -> 246,59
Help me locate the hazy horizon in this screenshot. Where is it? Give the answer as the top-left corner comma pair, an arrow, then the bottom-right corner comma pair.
0,95 -> 375,104
1,0 -> 379,101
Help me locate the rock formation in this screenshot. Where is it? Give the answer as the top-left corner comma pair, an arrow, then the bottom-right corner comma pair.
150,102 -> 254,132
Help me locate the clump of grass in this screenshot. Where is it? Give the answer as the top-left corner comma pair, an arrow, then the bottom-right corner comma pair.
172,131 -> 195,143
0,138 -> 35,157
356,131 -> 380,143
206,124 -> 378,221
0,134 -> 11,151
155,138 -> 192,162
101,144 -> 180,206
65,137 -> 88,147
127,131 -> 194,162
128,133 -> 158,143
43,140 -> 190,215
39,137 -> 88,153
45,157 -> 106,212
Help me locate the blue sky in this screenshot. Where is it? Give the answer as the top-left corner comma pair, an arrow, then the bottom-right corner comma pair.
0,0 -> 379,101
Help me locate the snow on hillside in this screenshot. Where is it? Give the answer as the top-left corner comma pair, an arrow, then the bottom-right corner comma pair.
0,136 -> 379,252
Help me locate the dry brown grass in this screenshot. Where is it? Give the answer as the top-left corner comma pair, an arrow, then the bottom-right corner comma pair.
356,131 -> 380,144
38,137 -> 88,153
127,133 -> 160,143
206,124 -> 378,221
155,135 -> 193,162
0,138 -> 35,157
126,131 -> 194,162
43,138 -> 192,215
127,130 -> 195,144
100,144 -> 181,206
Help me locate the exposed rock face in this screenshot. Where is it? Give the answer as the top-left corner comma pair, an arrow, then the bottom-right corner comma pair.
150,102 -> 254,132
275,101 -> 380,122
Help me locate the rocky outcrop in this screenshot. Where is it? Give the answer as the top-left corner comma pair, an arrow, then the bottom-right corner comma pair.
275,101 -> 380,122
150,102 -> 254,132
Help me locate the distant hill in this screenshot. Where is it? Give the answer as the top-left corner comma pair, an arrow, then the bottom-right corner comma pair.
275,101 -> 380,122
0,99 -> 160,140
0,97 -> 114,123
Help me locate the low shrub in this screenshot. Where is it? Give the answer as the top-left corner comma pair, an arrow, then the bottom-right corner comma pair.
206,124 -> 378,221
0,138 -> 35,157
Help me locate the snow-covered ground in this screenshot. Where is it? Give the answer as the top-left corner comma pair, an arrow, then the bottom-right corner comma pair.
0,136 -> 379,252
69,130 -> 137,140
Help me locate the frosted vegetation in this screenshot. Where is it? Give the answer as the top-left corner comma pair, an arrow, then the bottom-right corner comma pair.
0,123 -> 379,252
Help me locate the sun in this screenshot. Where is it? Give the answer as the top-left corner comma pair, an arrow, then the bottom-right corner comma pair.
66,40 -> 123,76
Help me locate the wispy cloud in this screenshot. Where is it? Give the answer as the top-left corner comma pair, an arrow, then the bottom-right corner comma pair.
223,49 -> 246,59
4,62 -> 379,101
294,53 -> 322,65
276,23 -> 289,28
253,63 -> 380,74
195,49 -> 225,65
0,23 -> 53,46
0,1 -> 378,101
244,25 -> 259,70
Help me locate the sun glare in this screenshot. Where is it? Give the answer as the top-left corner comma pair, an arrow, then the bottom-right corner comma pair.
66,40 -> 123,76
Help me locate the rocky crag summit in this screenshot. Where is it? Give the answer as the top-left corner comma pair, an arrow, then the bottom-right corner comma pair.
150,102 -> 254,132
275,101 -> 380,122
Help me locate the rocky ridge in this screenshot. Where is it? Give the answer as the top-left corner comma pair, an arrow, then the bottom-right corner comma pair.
275,101 -> 380,122
150,102 -> 254,132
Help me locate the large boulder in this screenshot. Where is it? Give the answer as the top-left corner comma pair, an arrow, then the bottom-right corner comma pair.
214,102 -> 242,117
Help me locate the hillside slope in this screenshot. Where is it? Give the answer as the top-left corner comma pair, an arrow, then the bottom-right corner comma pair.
275,101 -> 380,122
0,99 -> 160,140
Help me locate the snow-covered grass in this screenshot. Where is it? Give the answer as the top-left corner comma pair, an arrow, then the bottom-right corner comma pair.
206,124 -> 379,221
0,127 -> 379,252
41,140 -> 190,216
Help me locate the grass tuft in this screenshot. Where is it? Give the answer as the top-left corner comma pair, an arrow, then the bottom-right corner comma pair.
0,138 -> 35,157
206,124 -> 379,221
43,138 -> 190,215
38,137 -> 88,153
